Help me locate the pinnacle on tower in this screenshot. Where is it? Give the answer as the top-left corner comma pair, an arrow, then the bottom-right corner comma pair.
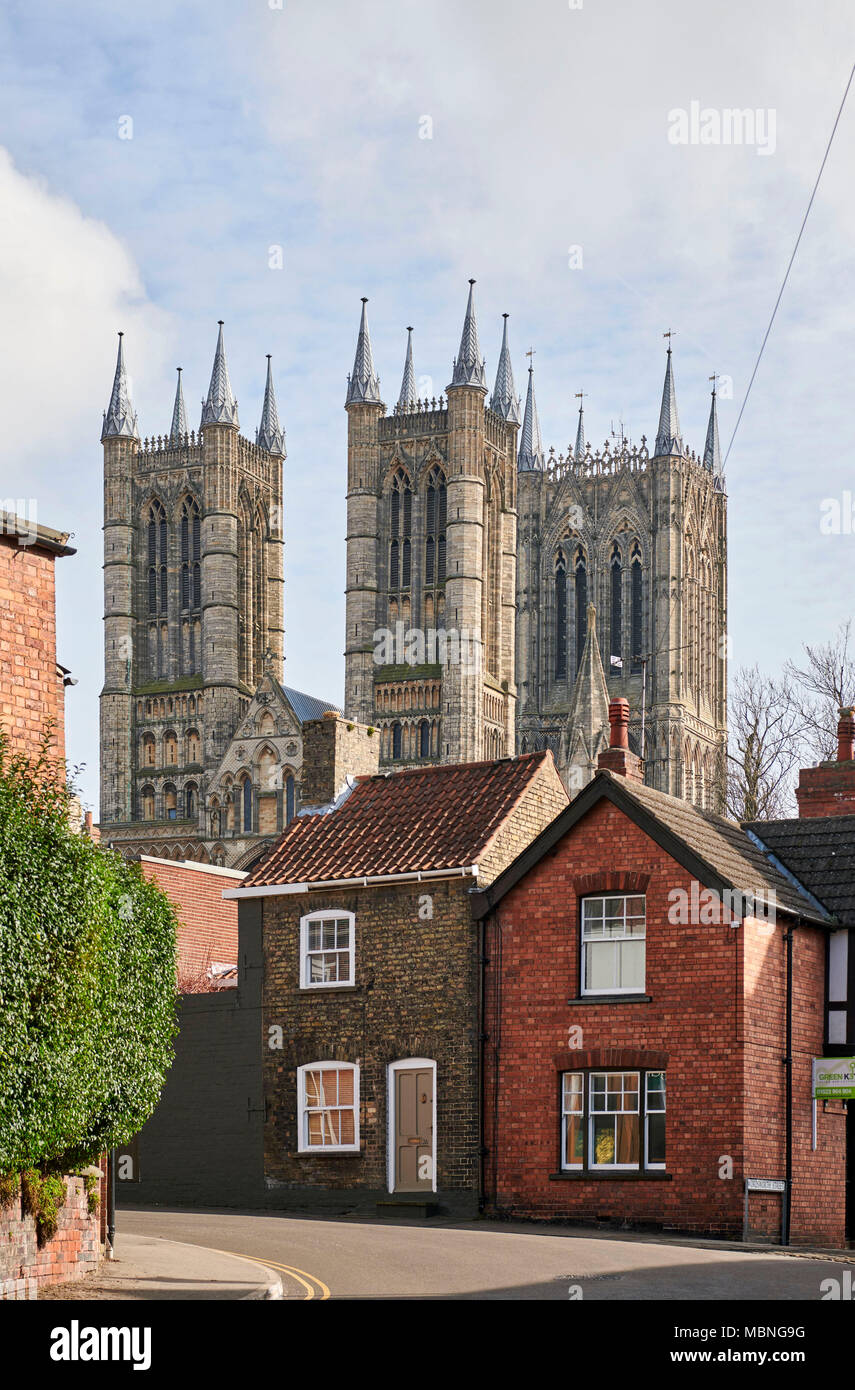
574,394 -> 586,461
490,314 -> 521,424
449,279 -> 487,391
101,332 -> 139,441
398,327 -> 417,409
562,602 -> 611,783
654,342 -> 683,457
256,355 -> 286,456
201,321 -> 239,428
703,380 -> 722,474
170,367 -> 188,441
345,298 -> 382,405
518,364 -> 545,471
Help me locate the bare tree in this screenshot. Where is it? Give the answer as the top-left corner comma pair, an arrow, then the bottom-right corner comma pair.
784,620 -> 855,763
724,665 -> 806,822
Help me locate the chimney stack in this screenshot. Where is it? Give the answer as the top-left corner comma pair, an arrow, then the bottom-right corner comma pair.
597,698 -> 644,781
796,707 -> 855,818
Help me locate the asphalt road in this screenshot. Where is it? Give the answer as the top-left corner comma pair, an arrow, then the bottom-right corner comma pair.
117,1207 -> 848,1300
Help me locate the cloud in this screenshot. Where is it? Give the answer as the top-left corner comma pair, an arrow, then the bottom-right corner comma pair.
0,146 -> 170,807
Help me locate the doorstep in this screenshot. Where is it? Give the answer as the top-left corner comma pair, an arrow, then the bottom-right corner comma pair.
376,1199 -> 439,1219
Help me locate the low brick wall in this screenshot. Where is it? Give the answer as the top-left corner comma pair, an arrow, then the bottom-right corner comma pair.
0,1177 -> 102,1299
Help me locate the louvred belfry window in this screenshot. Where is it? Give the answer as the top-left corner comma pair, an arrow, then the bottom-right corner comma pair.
147,500 -> 167,616
574,548 -> 587,673
555,549 -> 567,679
389,469 -> 412,595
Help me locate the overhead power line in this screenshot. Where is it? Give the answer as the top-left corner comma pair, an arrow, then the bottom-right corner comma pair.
724,58 -> 855,467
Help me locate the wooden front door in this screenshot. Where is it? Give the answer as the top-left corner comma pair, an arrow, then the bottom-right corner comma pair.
393,1065 -> 434,1192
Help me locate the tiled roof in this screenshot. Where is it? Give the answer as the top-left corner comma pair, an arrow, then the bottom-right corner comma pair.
617,776 -> 831,924
745,815 -> 855,926
280,686 -> 342,724
473,770 -> 832,925
243,752 -> 552,888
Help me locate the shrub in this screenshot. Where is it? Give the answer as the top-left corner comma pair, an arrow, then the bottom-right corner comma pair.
0,735 -> 178,1176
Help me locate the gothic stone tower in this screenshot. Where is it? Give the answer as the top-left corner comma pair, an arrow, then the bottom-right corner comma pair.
344,286 -> 519,765
99,325 -> 288,864
516,348 -> 727,808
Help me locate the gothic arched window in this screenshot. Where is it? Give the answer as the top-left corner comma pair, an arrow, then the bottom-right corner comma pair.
419,719 -> 430,758
425,465 -> 447,592
147,501 -> 167,617
392,721 -> 402,760
285,774 -> 296,825
574,547 -> 588,673
610,543 -> 622,668
555,549 -> 567,680
630,541 -> 643,673
389,469 -> 412,598
242,777 -> 253,834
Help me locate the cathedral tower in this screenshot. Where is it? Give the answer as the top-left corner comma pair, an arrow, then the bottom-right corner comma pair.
344,284 -> 519,765
99,324 -> 301,867
515,343 -> 728,807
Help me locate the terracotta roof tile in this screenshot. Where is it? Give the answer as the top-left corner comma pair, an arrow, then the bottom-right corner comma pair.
244,752 -> 552,887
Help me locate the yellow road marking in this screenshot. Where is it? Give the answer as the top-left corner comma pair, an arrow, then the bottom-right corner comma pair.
212,1247 -> 331,1300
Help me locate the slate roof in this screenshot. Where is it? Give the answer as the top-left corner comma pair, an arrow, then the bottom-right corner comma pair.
280,686 -> 342,724
746,815 -> 855,927
242,752 -> 552,888
472,770 -> 832,925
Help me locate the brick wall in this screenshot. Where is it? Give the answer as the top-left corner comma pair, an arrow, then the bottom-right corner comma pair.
0,533 -> 65,763
743,917 -> 846,1246
0,1177 -> 101,1299
482,796 -> 844,1244
140,856 -> 244,981
796,762 -> 855,817
262,879 -> 481,1213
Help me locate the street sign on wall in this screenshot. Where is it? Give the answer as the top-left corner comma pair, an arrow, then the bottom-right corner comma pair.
812,1057 -> 855,1099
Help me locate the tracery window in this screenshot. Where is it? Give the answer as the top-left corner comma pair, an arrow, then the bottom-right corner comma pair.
555,549 -> 567,680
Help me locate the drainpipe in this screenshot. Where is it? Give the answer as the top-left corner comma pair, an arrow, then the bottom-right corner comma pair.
477,914 -> 489,1213
783,924 -> 794,1245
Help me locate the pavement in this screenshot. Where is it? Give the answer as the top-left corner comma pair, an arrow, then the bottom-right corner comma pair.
38,1233 -> 283,1300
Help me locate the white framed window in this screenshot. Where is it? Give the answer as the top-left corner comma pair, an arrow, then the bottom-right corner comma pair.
581,894 -> 646,994
297,1062 -> 360,1153
644,1070 -> 666,1168
560,1069 -> 666,1172
299,910 -> 355,989
561,1072 -> 584,1169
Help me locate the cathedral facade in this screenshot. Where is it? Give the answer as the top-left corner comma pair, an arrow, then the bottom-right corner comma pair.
98,324 -> 338,869
516,349 -> 728,805
343,288 -> 727,807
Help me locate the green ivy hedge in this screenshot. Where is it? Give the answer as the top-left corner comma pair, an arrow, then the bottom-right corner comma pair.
0,736 -> 178,1175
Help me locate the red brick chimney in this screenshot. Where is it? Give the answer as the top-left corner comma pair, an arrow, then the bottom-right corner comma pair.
597,698 -> 644,782
796,707 -> 855,818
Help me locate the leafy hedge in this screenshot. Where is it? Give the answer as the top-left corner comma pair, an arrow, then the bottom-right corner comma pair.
0,736 -> 178,1174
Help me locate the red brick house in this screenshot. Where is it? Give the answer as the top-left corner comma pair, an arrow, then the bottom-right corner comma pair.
139,855 -> 245,987
226,751 -> 568,1215
472,699 -> 847,1246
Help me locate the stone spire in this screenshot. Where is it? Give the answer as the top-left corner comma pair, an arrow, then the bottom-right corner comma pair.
574,396 -> 586,461
490,314 -> 521,423
256,355 -> 286,456
449,279 -> 487,391
654,345 -> 683,457
101,332 -> 139,441
703,381 -> 722,474
518,364 -> 545,471
201,321 -> 239,428
169,367 -> 188,441
345,298 -> 382,405
398,327 -> 417,409
561,603 -> 611,789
